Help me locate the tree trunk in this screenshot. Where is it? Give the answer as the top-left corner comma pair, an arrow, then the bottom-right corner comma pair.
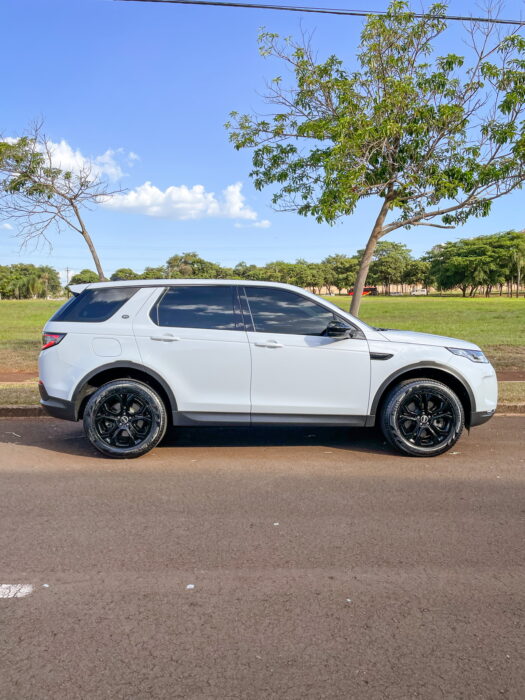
71,202 -> 106,281
349,198 -> 391,316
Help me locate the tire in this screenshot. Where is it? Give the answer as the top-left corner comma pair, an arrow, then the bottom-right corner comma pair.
83,379 -> 168,458
380,378 -> 464,457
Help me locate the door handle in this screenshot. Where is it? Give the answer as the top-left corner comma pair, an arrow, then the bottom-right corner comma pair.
254,340 -> 283,348
150,334 -> 181,342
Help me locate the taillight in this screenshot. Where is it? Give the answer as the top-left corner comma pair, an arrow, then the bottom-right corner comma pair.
41,332 -> 66,350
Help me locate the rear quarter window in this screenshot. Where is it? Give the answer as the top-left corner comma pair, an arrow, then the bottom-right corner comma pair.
50,287 -> 138,323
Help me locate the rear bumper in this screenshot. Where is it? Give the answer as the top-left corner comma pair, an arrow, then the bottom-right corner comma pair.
470,409 -> 496,427
39,382 -> 76,422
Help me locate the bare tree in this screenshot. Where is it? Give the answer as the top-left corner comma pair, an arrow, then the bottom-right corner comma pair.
0,123 -> 123,280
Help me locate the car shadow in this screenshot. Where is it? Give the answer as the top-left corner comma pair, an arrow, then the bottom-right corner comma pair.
0,418 -> 395,459
161,424 -> 392,454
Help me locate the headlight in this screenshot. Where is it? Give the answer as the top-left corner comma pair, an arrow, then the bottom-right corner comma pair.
446,347 -> 488,363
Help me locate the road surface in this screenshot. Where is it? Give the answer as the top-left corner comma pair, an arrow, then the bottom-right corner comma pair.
1,416 -> 524,699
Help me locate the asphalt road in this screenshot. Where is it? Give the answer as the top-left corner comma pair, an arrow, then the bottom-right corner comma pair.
1,416 -> 524,699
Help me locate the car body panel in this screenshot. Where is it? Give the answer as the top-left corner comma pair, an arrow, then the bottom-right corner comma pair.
131,287 -> 252,413
248,330 -> 371,415
376,328 -> 480,350
39,288 -> 156,402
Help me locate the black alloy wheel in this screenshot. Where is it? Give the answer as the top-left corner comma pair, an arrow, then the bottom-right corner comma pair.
380,379 -> 464,457
83,380 -> 167,458
397,390 -> 455,447
94,390 -> 153,447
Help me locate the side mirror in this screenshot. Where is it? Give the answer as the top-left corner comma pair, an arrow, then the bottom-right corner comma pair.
326,320 -> 355,339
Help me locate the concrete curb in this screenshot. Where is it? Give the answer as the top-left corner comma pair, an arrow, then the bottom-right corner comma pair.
0,405 -> 46,417
0,405 -> 524,418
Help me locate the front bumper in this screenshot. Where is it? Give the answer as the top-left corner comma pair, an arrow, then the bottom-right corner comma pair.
39,382 -> 76,422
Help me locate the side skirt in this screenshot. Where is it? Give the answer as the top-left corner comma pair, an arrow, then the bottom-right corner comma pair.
172,411 -> 368,427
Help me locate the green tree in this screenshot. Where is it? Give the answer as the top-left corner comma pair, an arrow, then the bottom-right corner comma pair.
166,252 -> 222,279
0,263 -> 61,299
425,237 -> 504,296
293,261 -> 326,293
322,254 -> 358,294
0,124 -> 121,281
233,261 -> 262,279
110,268 -> 140,281
228,1 -> 525,315
363,241 -> 412,294
403,259 -> 432,290
37,265 -> 61,297
141,266 -> 167,279
490,230 -> 525,297
69,269 -> 99,285
261,260 -> 297,283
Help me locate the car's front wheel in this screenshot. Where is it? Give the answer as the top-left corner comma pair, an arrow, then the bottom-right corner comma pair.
380,379 -> 464,457
83,379 -> 167,458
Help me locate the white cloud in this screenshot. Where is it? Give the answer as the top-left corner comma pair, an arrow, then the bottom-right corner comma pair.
0,222 -> 13,230
3,137 -> 134,181
103,181 -> 264,223
3,136 -> 268,224
46,140 -> 131,180
235,219 -> 271,229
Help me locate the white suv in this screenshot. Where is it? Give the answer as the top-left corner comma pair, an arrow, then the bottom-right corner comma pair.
39,280 -> 497,458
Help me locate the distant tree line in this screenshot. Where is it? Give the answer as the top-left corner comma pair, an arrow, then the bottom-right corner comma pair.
87,230 -> 525,298
1,230 -> 523,299
425,231 -> 525,298
0,264 -> 61,299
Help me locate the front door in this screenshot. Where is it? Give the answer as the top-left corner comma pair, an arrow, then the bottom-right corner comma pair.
243,286 -> 371,418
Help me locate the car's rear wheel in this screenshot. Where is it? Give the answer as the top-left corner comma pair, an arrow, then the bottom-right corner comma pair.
380,379 -> 464,457
83,379 -> 167,458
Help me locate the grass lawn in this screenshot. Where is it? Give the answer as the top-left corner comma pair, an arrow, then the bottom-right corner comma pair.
0,295 -> 524,376
0,299 -> 62,374
0,381 -> 41,405
324,295 -> 525,374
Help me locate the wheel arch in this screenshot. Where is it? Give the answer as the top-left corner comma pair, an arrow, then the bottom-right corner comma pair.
72,362 -> 177,421
369,363 -> 474,428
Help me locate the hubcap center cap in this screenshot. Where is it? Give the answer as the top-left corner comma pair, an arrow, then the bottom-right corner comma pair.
120,416 -> 129,424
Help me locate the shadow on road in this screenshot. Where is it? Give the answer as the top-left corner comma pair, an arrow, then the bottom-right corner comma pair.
1,418 -> 395,459
163,424 -> 391,453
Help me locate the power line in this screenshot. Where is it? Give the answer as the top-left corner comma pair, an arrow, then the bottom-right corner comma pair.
114,0 -> 525,26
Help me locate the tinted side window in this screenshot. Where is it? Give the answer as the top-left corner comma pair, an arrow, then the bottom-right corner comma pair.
152,286 -> 240,330
246,288 -> 336,335
50,287 -> 138,323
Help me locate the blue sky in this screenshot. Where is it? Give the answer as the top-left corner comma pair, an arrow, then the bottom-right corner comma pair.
2,0 -> 524,280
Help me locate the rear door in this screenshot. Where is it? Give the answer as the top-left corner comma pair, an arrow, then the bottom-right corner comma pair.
243,286 -> 371,418
133,285 -> 251,416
